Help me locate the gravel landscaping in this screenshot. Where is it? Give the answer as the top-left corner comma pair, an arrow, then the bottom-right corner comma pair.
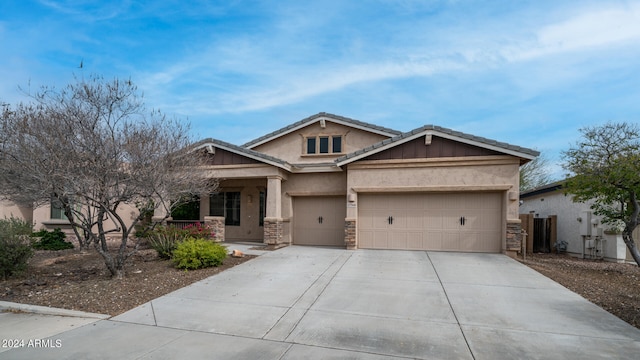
521,253 -> 640,329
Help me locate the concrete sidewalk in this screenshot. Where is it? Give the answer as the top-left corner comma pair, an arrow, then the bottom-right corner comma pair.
2,246 -> 640,359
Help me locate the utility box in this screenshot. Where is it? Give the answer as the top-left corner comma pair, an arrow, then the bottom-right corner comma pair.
579,211 -> 592,236
595,227 -> 604,238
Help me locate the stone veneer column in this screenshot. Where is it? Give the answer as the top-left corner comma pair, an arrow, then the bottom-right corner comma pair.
204,216 -> 225,242
264,176 -> 284,245
345,218 -> 356,250
506,219 -> 522,256
263,218 -> 283,245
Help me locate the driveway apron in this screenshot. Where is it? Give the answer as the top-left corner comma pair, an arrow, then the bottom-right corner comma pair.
3,246 -> 640,359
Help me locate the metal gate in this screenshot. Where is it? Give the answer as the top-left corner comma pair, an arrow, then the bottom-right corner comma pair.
533,218 -> 551,253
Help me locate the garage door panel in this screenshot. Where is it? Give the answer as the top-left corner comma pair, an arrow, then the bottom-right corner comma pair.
406,232 -> 423,249
388,233 -> 407,249
424,231 -> 443,249
359,230 -> 374,248
442,231 -> 460,251
359,192 -> 502,253
293,196 -> 346,247
360,209 -> 388,230
442,210 -> 461,230
480,231 -> 502,252
373,232 -> 389,249
391,212 -> 406,228
459,232 -> 480,252
423,210 -> 443,229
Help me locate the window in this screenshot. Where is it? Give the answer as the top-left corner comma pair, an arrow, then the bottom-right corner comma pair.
319,136 -> 329,153
209,192 -> 241,226
332,135 -> 342,153
50,197 -> 68,220
306,137 -> 316,154
259,191 -> 266,226
305,135 -> 344,154
171,196 -> 200,220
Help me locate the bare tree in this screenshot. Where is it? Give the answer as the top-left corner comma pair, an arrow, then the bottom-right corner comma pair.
520,153 -> 553,192
0,75 -> 217,278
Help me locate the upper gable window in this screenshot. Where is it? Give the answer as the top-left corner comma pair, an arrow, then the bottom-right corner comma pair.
306,137 -> 317,154
332,136 -> 342,153
319,137 -> 329,153
305,135 -> 343,155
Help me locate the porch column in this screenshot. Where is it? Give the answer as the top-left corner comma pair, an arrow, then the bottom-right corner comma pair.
264,176 -> 284,244
345,190 -> 357,250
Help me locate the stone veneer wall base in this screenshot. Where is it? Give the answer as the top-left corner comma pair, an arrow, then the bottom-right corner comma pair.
263,217 -> 284,245
204,216 -> 225,242
506,220 -> 522,257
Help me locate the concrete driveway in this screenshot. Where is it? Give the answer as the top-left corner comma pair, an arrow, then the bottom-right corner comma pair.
3,246 -> 640,359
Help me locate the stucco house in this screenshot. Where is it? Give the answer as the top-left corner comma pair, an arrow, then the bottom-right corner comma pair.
520,182 -> 638,262
0,200 -> 32,223
173,112 -> 538,254
1,112 -> 538,254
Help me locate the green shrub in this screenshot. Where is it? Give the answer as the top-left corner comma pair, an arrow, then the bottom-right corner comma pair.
0,217 -> 33,237
147,225 -> 191,259
32,228 -> 74,250
172,238 -> 227,270
148,231 -> 183,259
0,236 -> 33,280
0,217 -> 35,279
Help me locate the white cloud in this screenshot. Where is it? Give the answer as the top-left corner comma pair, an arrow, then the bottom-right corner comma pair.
507,3 -> 640,61
140,1 -> 640,117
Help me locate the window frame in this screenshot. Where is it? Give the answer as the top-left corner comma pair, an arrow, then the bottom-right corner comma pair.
259,191 -> 266,227
209,192 -> 241,226
50,197 -> 68,220
304,134 -> 344,155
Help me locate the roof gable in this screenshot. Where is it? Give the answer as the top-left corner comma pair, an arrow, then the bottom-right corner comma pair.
193,138 -> 291,171
242,112 -> 401,149
336,125 -> 539,166
360,135 -> 504,161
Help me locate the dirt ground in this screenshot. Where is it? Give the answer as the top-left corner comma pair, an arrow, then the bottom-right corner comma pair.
2,248 -> 639,330
520,253 -> 640,329
0,246 -> 254,316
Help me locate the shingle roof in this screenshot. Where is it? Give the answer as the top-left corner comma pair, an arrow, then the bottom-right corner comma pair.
335,124 -> 540,164
193,138 -> 290,168
194,115 -> 540,172
520,180 -> 565,199
242,112 -> 402,148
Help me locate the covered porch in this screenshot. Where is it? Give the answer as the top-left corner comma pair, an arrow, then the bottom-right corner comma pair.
166,165 -> 289,245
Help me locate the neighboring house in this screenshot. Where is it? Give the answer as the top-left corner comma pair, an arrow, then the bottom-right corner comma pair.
174,112 -> 537,254
1,199 -> 137,237
520,182 -> 638,262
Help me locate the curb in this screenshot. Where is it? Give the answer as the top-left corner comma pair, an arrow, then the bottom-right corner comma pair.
0,301 -> 110,320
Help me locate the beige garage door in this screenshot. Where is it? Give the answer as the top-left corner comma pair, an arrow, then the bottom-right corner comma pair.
358,192 -> 502,252
293,196 -> 346,247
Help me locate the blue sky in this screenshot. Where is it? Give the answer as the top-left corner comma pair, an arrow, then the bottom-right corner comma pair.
2,1 -> 640,179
